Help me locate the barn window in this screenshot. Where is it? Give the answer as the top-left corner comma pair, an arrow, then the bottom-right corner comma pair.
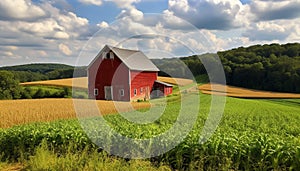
119,89 -> 124,96
94,88 -> 98,96
134,89 -> 137,96
140,87 -> 143,93
105,51 -> 114,59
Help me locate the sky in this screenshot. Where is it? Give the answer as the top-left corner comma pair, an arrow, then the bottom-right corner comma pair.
0,0 -> 300,66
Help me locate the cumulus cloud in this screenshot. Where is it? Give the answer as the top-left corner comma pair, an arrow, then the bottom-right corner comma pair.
117,8 -> 144,21
78,0 -> 102,6
166,0 -> 248,30
0,0 -> 47,21
97,21 -> 109,28
59,43 -> 72,56
1,0 -> 300,66
250,0 -> 300,21
243,21 -> 290,41
106,0 -> 141,9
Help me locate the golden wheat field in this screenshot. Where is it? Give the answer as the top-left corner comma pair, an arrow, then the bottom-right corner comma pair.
0,99 -> 150,128
199,84 -> 300,98
20,77 -> 88,89
20,76 -> 193,88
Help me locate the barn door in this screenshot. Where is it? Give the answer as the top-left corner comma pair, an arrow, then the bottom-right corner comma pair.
104,86 -> 113,100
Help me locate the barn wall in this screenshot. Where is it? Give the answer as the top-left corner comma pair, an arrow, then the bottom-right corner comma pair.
130,71 -> 157,101
164,86 -> 173,96
88,52 -> 130,101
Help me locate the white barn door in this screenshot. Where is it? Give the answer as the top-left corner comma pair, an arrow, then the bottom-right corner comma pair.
104,86 -> 113,100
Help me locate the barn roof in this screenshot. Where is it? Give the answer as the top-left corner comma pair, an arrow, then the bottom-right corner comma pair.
88,45 -> 159,72
154,80 -> 174,87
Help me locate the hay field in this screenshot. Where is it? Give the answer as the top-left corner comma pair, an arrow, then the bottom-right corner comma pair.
20,76 -> 193,88
20,77 -> 88,89
0,99 -> 150,128
199,83 -> 300,98
157,76 -> 193,86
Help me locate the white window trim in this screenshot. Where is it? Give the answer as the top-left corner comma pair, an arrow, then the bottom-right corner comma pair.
94,88 -> 98,96
120,89 -> 124,96
134,89 -> 137,96
104,51 -> 114,59
104,86 -> 113,100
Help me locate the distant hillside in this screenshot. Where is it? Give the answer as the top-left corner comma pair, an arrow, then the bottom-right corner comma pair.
152,43 -> 300,93
0,63 -> 74,74
218,43 -> 300,93
0,63 -> 86,82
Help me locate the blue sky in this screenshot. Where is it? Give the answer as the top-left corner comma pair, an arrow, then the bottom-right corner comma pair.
0,0 -> 300,66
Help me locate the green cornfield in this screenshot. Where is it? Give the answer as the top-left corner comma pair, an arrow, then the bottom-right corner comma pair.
1,94 -> 300,170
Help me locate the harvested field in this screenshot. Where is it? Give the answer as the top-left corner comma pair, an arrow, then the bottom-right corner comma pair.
21,77 -> 88,89
157,77 -> 193,86
199,83 -> 300,98
20,76 -> 193,88
0,99 -> 150,128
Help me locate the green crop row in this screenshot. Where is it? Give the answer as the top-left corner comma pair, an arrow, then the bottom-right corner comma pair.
1,94 -> 300,170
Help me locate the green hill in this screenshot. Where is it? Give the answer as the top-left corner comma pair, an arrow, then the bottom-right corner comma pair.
0,63 -> 86,82
0,63 -> 73,74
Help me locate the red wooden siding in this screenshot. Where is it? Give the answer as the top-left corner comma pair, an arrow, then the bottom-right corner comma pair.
130,70 -> 157,100
88,46 -> 172,101
88,52 -> 130,101
151,81 -> 173,98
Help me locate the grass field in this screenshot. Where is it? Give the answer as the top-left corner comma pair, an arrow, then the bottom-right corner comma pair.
199,83 -> 300,98
1,93 -> 300,170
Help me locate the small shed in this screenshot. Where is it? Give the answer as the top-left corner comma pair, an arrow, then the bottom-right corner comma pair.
151,80 -> 173,98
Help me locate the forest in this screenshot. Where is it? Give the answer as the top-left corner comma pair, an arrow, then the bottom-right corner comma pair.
154,43 -> 300,93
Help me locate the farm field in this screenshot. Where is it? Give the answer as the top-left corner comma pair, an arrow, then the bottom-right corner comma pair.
21,77 -> 300,99
0,99 -> 150,128
199,83 -> 300,98
1,93 -> 300,170
20,76 -> 194,88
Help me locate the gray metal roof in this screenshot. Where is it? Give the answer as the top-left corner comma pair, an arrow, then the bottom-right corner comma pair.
154,80 -> 174,87
88,45 -> 159,71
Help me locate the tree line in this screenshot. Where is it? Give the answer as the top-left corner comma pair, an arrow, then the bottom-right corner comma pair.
153,43 -> 300,93
0,70 -> 73,100
0,63 -> 86,82
218,43 -> 300,93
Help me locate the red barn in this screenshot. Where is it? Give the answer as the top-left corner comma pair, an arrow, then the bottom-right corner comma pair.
88,45 -> 173,101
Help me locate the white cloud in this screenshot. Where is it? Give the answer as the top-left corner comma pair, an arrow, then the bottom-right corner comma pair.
106,0 -> 141,9
97,21 -> 109,28
243,20 -> 291,41
117,8 -> 144,21
1,0 -> 300,67
250,0 -> 300,21
78,0 -> 102,6
59,43 -> 72,56
167,0 -> 248,30
3,51 -> 13,57
0,0 -> 47,21
37,50 -> 47,57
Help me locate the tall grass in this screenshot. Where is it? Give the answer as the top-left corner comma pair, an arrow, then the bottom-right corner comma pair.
24,140 -> 170,171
